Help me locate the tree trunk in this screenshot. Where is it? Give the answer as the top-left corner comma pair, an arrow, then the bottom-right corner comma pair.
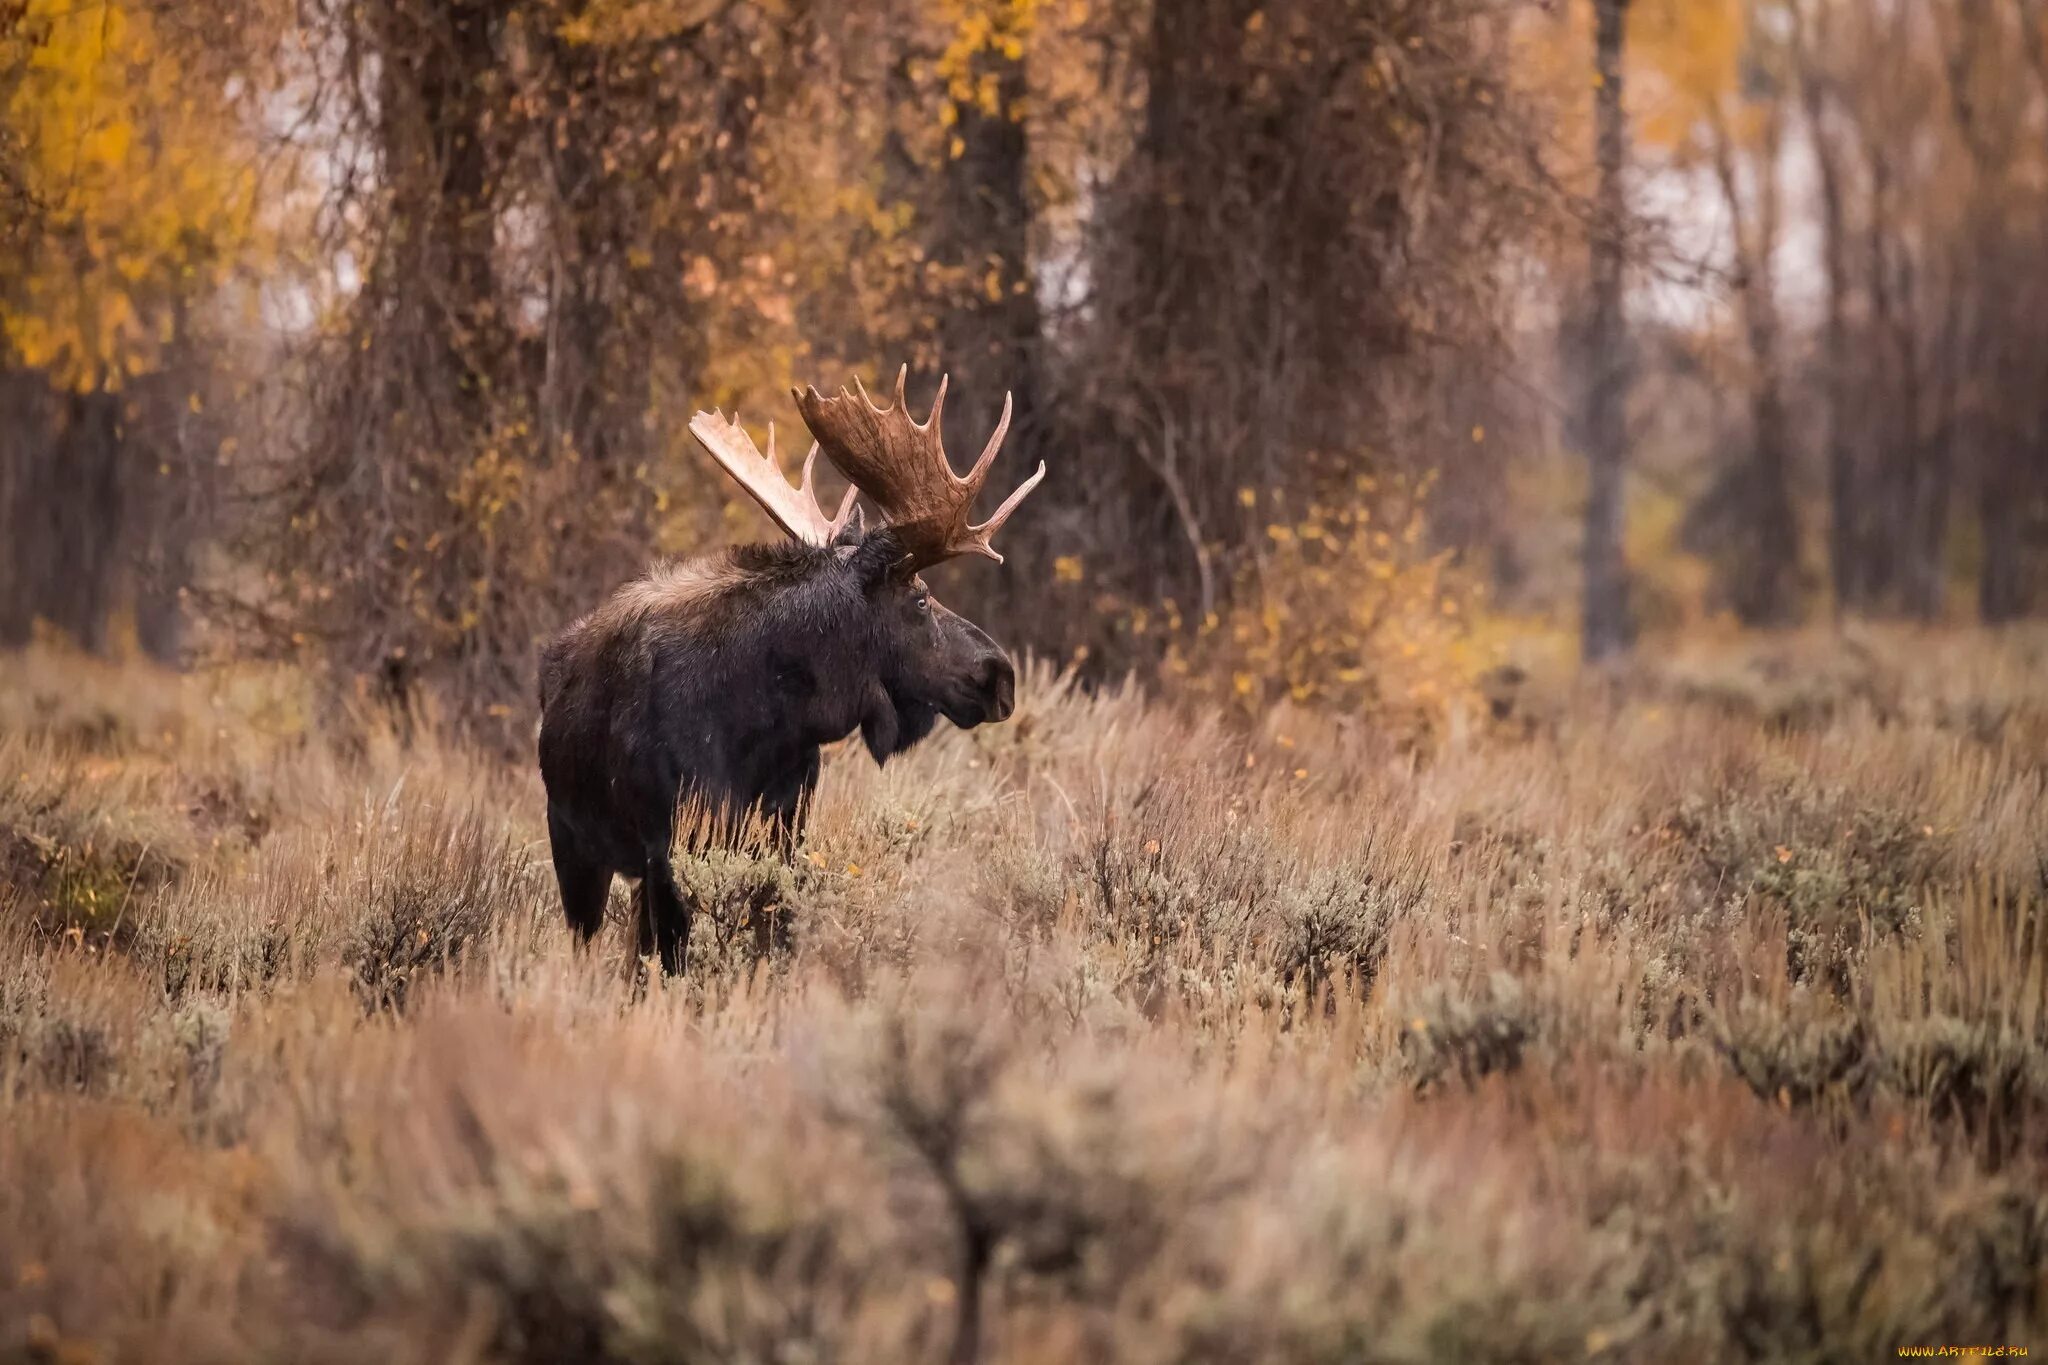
1862,148 -> 1907,609
539,27 -> 626,470
1582,0 -> 1632,662
1989,0 -> 2048,620
934,31 -> 1043,469
380,0 -> 505,421
1710,98 -> 1801,625
1737,363 -> 1802,625
0,372 -> 34,648
1980,469 -> 2026,621
0,381 -> 126,652
1792,2 -> 1859,616
1815,131 -> 1858,616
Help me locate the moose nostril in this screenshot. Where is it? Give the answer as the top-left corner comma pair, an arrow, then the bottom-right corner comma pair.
981,654 -> 1016,719
980,653 -> 1013,692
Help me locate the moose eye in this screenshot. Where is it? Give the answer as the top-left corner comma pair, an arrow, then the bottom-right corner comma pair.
913,593 -> 931,613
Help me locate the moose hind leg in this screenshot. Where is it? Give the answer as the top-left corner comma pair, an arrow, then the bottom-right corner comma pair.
642,852 -> 695,978
547,806 -> 611,943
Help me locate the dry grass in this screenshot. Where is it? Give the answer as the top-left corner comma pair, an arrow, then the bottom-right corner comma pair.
3,626 -> 2047,1363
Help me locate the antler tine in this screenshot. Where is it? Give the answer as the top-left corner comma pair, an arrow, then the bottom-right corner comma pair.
688,407 -> 858,548
793,366 -> 1045,569
965,459 -> 1045,563
799,441 -> 860,530
923,373 -> 949,441
960,390 -> 1012,495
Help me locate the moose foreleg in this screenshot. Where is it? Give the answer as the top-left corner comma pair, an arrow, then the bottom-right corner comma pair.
640,850 -> 695,978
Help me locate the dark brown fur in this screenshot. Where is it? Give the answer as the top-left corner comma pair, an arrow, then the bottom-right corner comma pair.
537,527 -> 1014,973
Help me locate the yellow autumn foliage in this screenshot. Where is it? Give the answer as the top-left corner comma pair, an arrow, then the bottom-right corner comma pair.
1511,0 -> 1749,186
1,0 -> 262,389
551,0 -> 726,47
933,0 -> 1039,119
1629,0 -> 1747,150
1162,472 -> 1495,744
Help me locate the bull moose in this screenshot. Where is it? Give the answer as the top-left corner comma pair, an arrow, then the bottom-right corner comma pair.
536,368 -> 1044,975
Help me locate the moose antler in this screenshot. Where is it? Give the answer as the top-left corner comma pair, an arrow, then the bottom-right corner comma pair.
688,408 -> 860,548
793,365 -> 1045,567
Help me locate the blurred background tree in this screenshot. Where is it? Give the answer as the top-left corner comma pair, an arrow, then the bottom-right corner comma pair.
0,0 -> 272,658
3,0 -> 2047,737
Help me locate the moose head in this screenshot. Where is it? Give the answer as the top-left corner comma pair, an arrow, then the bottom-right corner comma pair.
687,367 -> 1043,762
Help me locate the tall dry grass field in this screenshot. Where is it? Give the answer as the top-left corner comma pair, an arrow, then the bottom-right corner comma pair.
2,629 -> 2046,1363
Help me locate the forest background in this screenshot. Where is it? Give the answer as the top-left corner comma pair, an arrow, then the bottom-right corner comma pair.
6,0 -> 2044,736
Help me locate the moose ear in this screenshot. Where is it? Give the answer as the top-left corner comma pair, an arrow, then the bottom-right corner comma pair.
829,504 -> 866,549
848,527 -> 913,591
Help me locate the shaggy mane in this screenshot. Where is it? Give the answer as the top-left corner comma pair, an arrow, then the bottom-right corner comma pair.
538,540 -> 831,710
